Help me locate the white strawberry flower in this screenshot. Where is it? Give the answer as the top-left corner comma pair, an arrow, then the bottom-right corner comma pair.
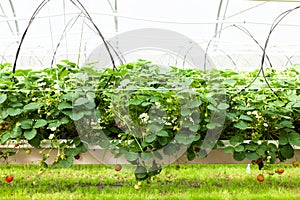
48,133 -> 55,139
139,113 -> 149,124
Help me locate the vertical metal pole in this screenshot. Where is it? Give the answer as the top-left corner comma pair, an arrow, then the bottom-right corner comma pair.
107,0 -> 119,49
114,0 -> 119,50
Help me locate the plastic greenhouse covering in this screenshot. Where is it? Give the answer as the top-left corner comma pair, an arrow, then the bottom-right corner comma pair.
1,0 -> 300,71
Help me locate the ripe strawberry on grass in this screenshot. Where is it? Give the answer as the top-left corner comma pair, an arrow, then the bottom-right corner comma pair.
276,168 -> 284,174
5,175 -> 14,183
115,164 -> 122,172
256,174 -> 264,182
292,161 -> 299,167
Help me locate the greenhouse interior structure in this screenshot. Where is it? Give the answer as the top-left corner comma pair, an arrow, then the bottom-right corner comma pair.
0,0 -> 300,199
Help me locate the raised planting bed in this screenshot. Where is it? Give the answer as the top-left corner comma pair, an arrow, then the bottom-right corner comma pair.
1,140 -> 300,165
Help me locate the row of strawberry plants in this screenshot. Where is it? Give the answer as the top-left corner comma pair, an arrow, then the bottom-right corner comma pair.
0,60 -> 299,179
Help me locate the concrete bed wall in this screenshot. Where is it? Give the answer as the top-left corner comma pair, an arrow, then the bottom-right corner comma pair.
1,148 -> 299,165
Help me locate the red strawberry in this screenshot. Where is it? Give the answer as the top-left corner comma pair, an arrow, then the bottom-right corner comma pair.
256,174 -> 264,182
115,164 -> 122,172
5,175 -> 14,183
277,168 -> 284,174
292,161 -> 299,167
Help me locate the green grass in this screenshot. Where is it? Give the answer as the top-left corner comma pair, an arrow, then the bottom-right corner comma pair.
0,164 -> 299,200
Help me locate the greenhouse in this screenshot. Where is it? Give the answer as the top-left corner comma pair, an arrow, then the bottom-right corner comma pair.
0,0 -> 300,199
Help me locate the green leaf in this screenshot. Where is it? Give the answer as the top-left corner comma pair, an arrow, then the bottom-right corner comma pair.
61,93 -> 73,101
1,132 -> 10,143
0,110 -> 8,119
0,94 -> 7,104
7,108 -> 22,116
187,148 -> 196,161
245,152 -> 259,161
276,121 -> 295,129
268,143 -> 278,152
33,119 -> 47,128
180,108 -> 191,116
145,134 -> 157,143
288,132 -> 300,146
10,126 -> 22,138
119,79 -> 130,87
279,132 -> 289,145
24,129 -> 37,140
222,79 -> 236,86
141,152 -> 153,161
21,119 -> 33,129
135,166 -> 148,181
234,121 -> 248,130
74,97 -> 89,106
293,102 -> 300,108
129,99 -> 143,106
63,111 -> 85,121
189,125 -> 199,132
163,143 -> 180,155
229,136 -> 243,146
217,140 -> 225,147
268,151 -> 277,164
28,137 -> 41,148
245,143 -> 258,151
24,102 -> 43,111
206,122 -> 221,130
217,103 -> 229,110
239,115 -> 252,122
226,112 -> 236,120
175,132 -> 195,145
125,152 -> 138,162
280,144 -> 294,159
58,102 -> 73,110
224,146 -> 234,153
234,145 -> 245,152
149,124 -> 163,133
198,149 -> 208,159
153,151 -> 163,160
59,157 -> 74,168
256,144 -> 268,156
207,105 -> 217,111
233,151 -> 246,161
188,99 -> 202,108
60,117 -> 70,125
156,130 -> 169,137
65,148 -> 80,157
47,121 -> 61,129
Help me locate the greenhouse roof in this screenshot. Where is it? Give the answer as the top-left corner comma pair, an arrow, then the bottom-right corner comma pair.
1,0 -> 300,70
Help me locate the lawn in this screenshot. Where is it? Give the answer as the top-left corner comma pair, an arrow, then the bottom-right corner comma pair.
0,164 -> 299,200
